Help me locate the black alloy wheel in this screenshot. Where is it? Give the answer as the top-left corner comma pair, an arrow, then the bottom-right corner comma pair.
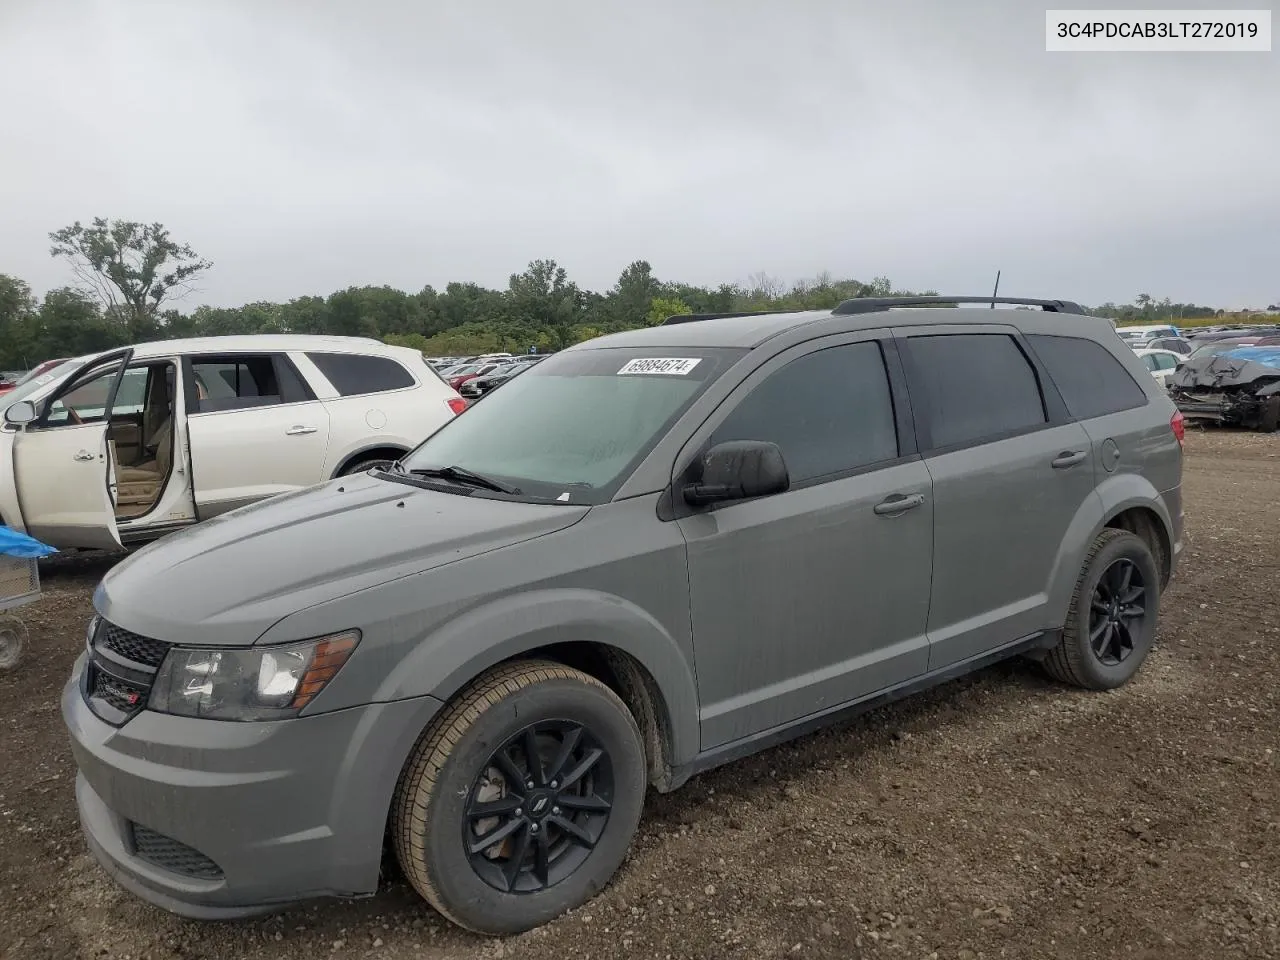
391,660 -> 646,935
464,720 -> 614,894
1043,528 -> 1161,690
1088,557 -> 1146,666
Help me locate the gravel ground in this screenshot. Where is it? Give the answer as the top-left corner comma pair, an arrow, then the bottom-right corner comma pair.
2,428 -> 1278,960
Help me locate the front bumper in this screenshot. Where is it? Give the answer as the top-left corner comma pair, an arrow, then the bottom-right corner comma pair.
62,653 -> 443,919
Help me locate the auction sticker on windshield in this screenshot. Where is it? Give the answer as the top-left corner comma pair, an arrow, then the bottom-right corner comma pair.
617,357 -> 702,376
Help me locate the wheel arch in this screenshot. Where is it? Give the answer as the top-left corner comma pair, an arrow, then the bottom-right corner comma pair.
373,588 -> 701,790
1093,472 -> 1175,589
514,640 -> 678,791
1102,504 -> 1172,589
330,442 -> 410,478
1047,475 -> 1175,629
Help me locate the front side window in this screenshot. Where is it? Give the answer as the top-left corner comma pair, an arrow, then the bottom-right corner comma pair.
907,333 -> 1047,449
41,359 -> 132,426
710,341 -> 899,485
396,347 -> 743,504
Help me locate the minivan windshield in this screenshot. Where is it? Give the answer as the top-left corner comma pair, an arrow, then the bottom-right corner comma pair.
395,346 -> 742,504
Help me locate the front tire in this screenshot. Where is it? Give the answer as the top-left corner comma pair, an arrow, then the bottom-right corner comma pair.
391,660 -> 647,935
1044,528 -> 1160,690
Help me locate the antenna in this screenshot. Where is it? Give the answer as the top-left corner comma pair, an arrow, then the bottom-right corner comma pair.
990,270 -> 1001,308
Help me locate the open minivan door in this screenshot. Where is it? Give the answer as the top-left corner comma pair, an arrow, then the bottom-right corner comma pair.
9,348 -> 135,550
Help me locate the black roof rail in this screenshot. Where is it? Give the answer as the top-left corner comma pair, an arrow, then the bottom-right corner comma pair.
661,310 -> 790,326
832,295 -> 1087,316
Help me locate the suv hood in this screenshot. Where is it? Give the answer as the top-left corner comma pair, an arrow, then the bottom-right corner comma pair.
95,473 -> 588,647
1171,347 -> 1280,390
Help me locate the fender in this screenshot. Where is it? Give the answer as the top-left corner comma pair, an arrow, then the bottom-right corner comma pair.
372,587 -> 702,769
1046,473 -> 1174,628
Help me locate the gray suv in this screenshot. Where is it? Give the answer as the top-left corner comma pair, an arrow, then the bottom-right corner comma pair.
63,296 -> 1184,935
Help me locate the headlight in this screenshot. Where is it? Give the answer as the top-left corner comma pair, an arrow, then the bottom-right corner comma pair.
148,630 -> 360,721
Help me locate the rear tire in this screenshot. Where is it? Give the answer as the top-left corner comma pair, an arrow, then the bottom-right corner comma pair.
391,660 -> 646,935
1044,529 -> 1160,691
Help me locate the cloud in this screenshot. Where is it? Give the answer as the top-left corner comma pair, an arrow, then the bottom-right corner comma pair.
1,0 -> 1275,309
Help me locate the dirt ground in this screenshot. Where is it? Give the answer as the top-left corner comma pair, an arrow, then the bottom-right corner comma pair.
2,429 -> 1278,960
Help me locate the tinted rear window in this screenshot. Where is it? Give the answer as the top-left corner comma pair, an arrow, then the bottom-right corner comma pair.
905,333 -> 1047,449
307,352 -> 416,396
1025,334 -> 1149,420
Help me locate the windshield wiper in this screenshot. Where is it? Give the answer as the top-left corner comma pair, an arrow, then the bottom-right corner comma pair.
406,465 -> 521,495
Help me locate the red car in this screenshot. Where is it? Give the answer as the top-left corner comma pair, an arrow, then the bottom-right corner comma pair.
444,361 -> 509,391
0,357 -> 71,394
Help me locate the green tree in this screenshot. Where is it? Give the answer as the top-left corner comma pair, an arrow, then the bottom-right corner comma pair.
0,275 -> 39,368
33,289 -> 123,358
607,260 -> 660,328
49,217 -> 212,341
507,259 -> 583,348
646,296 -> 692,326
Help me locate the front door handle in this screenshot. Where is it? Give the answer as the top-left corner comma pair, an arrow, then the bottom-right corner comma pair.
1051,450 -> 1088,469
873,493 -> 926,516
285,425 -> 318,436
73,450 -> 95,462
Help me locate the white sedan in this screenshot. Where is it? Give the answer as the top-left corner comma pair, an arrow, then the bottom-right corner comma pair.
1134,348 -> 1183,388
0,334 -> 465,551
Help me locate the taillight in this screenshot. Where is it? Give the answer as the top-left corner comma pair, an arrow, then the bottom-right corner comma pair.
446,397 -> 467,416
1170,410 -> 1185,447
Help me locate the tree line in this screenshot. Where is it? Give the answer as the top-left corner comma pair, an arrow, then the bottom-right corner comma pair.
0,218 -> 1273,371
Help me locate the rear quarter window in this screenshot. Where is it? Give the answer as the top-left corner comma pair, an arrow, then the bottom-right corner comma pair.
306,352 -> 416,396
1025,334 -> 1149,420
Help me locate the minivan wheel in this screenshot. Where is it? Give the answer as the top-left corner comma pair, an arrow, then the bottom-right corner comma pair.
1044,528 -> 1160,691
391,660 -> 646,935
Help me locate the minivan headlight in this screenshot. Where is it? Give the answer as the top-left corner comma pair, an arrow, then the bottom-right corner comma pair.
148,630 -> 360,721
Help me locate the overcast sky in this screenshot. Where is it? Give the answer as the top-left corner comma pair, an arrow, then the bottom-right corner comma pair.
1,0 -> 1276,310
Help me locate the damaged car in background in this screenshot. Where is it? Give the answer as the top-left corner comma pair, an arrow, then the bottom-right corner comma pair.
1169,344 -> 1280,432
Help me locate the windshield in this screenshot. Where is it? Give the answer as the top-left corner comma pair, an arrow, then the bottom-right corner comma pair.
1,358 -> 82,407
1190,341 -> 1252,359
396,346 -> 742,504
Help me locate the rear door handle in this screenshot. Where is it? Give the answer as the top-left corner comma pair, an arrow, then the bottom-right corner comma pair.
73,450 -> 95,462
285,425 -> 318,436
873,493 -> 926,516
1051,450 -> 1088,469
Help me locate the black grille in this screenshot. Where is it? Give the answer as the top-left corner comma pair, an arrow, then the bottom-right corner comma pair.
84,618 -> 170,725
131,824 -> 224,880
91,672 -> 148,713
96,621 -> 168,668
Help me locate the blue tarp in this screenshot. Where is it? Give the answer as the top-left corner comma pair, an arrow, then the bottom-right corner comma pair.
0,526 -> 57,559
1220,346 -> 1280,369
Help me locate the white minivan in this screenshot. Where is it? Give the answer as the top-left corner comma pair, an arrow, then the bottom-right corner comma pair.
0,335 -> 465,551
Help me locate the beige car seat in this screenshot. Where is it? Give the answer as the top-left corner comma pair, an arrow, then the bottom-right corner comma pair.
115,416 -> 173,506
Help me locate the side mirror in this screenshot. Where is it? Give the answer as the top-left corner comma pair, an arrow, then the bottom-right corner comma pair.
683,439 -> 789,506
3,400 -> 37,426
